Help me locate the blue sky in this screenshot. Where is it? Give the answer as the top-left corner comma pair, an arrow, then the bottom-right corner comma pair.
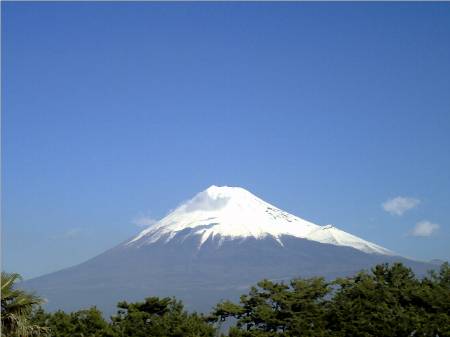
2,2 -> 450,279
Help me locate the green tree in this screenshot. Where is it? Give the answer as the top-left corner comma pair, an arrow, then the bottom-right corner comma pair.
31,307 -> 112,337
110,296 -> 216,337
413,262 -> 450,336
326,262 -> 450,337
211,277 -> 330,336
1,272 -> 48,337
211,263 -> 450,337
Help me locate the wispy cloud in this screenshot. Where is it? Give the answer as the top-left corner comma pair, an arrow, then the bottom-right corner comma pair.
132,216 -> 158,228
382,196 -> 420,216
185,192 -> 230,212
52,228 -> 83,240
410,221 -> 440,237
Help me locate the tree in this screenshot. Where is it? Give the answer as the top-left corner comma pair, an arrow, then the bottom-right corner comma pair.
110,296 -> 216,337
414,262 -> 450,336
31,297 -> 216,337
31,307 -> 112,337
211,263 -> 450,337
326,262 -> 450,337
1,272 -> 48,337
211,278 -> 330,336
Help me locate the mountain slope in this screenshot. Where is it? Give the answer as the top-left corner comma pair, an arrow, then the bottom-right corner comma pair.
23,186 -> 433,314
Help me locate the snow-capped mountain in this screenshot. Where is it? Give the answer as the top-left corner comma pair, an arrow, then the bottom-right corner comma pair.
24,185 -> 432,315
128,185 -> 392,255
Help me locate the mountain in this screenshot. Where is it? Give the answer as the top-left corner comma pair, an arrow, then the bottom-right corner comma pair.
24,186 -> 434,314
128,186 -> 392,254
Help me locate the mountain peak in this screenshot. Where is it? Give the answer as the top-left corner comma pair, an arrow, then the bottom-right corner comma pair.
186,185 -> 265,212
205,185 -> 242,194
203,185 -> 257,203
127,186 -> 393,255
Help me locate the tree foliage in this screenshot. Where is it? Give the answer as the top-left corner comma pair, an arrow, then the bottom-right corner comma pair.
31,297 -> 216,337
31,307 -> 111,337
1,272 -> 48,337
211,277 -> 329,337
110,297 -> 216,337
211,263 -> 450,337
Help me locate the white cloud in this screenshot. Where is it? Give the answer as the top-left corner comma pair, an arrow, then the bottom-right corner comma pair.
52,228 -> 82,240
185,193 -> 229,212
64,228 -> 81,238
133,216 -> 158,228
382,196 -> 420,216
411,221 -> 440,237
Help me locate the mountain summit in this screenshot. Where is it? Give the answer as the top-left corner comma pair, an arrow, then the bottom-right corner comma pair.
24,185 -> 431,314
128,185 -> 392,255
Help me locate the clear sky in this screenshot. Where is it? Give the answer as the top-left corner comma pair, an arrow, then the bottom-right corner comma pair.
2,2 -> 450,279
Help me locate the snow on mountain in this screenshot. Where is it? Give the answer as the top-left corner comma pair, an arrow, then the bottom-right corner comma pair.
127,185 -> 393,255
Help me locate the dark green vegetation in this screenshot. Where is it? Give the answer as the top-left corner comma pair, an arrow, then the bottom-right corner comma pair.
1,273 -> 48,337
30,298 -> 215,337
211,263 -> 450,337
3,262 -> 449,337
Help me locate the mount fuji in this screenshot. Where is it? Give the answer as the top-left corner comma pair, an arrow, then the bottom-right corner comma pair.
128,185 -> 392,254
24,186 -> 433,313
